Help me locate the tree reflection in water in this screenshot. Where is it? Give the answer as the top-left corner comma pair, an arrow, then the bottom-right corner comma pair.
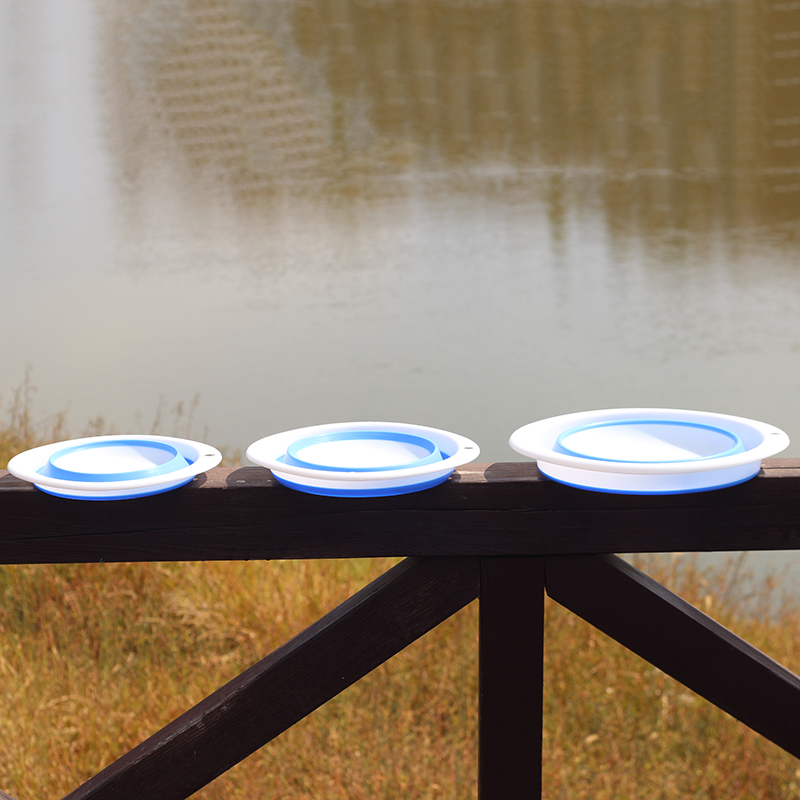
98,0 -> 800,234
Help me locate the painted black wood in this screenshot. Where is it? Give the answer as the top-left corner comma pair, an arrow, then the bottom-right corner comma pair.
546,554 -> 800,758
2,462 -> 800,563
479,557 -> 545,799
61,556 -> 480,800
1,462 -> 799,797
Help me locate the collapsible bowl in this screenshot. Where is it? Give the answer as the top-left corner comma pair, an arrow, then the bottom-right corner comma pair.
8,434 -> 222,500
509,408 -> 789,494
246,421 -> 480,497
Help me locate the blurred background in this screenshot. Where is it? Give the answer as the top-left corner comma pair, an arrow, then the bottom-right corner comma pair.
1,0 -> 799,466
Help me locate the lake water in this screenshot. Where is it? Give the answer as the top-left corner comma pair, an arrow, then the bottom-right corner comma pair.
2,0 -> 800,585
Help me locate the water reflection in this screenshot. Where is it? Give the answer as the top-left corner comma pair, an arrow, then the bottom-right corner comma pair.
100,0 -> 800,234
3,0 -> 800,469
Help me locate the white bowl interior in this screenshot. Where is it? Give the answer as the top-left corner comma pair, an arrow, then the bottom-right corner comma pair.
49,443 -> 181,476
556,421 -> 742,463
289,435 -> 437,470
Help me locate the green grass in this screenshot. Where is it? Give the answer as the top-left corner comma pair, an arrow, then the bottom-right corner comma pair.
2,386 -> 800,798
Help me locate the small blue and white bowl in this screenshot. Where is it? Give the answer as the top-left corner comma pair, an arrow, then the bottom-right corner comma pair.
246,421 -> 480,497
509,408 -> 789,495
8,435 -> 222,500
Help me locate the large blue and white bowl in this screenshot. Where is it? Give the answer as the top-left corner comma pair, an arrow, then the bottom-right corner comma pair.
509,408 -> 789,495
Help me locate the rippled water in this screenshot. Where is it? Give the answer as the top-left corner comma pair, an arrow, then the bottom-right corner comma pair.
2,0 -> 799,472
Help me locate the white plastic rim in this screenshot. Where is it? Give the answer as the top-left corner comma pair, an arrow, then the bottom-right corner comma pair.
8,435 -> 223,499
535,459 -> 762,495
246,421 -> 480,488
509,408 -> 789,494
268,468 -> 457,497
33,477 -> 197,501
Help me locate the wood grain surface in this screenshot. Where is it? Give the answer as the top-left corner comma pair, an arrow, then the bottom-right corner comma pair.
1,461 -> 800,562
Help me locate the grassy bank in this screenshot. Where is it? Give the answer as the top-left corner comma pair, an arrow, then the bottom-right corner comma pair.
2,395 -> 800,797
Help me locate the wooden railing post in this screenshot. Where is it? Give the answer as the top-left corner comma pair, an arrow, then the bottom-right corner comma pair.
479,557 -> 545,799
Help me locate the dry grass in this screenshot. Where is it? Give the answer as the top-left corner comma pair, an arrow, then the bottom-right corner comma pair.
0,371 -> 237,471
0,372 -> 68,471
0,557 -> 798,799
544,555 -> 800,800
2,388 -> 800,798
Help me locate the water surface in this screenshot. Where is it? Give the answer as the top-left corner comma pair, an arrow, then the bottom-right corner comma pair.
2,0 -> 799,473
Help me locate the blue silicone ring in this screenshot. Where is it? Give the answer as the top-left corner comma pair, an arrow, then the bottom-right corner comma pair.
273,471 -> 453,496
284,431 -> 442,472
41,440 -> 188,482
555,419 -> 745,464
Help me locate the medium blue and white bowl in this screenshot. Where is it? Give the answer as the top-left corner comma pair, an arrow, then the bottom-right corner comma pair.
246,421 -> 480,497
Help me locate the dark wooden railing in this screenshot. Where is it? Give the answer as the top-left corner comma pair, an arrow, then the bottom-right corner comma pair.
2,459 -> 800,798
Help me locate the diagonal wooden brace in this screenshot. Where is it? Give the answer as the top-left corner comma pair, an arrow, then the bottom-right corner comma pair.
62,556 -> 480,800
546,553 -> 800,758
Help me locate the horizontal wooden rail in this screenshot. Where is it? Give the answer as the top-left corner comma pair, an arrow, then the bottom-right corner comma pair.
1,460 -> 800,563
